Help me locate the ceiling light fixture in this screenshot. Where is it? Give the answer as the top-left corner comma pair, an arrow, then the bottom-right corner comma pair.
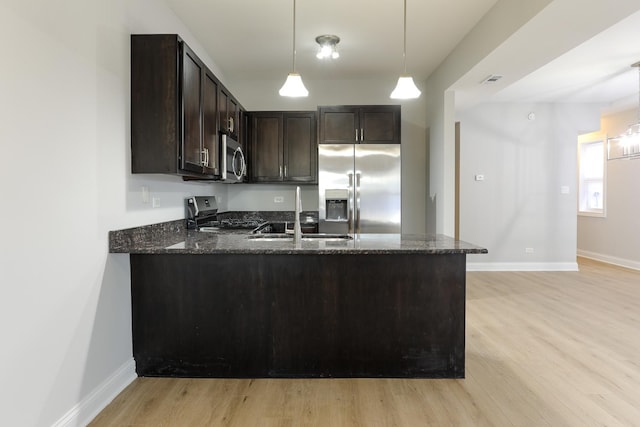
279,0 -> 308,97
390,0 -> 421,99
315,34 -> 340,59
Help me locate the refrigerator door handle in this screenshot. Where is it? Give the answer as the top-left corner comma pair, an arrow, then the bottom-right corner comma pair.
348,172 -> 354,234
355,172 -> 361,234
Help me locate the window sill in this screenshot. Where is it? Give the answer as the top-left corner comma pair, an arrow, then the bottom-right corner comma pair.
578,211 -> 606,218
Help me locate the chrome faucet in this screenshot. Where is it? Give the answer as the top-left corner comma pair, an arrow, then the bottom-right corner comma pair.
294,186 -> 302,243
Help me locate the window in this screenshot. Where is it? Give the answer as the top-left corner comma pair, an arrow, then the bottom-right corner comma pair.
578,138 -> 605,216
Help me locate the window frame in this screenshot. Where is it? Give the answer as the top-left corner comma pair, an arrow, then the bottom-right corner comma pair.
577,136 -> 607,218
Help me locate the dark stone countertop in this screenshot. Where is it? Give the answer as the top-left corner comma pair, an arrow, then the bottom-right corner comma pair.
109,219 -> 487,255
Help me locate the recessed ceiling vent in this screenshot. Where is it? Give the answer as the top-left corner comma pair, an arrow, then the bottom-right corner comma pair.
481,74 -> 503,84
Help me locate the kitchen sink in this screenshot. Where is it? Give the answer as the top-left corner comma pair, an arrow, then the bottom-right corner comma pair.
252,221 -> 318,234
247,233 -> 353,242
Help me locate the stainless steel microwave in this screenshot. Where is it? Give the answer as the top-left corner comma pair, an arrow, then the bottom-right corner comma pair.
221,134 -> 246,183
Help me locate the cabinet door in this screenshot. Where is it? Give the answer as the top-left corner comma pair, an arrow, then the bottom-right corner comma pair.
181,44 -> 204,173
218,87 -> 240,139
360,105 -> 401,144
319,107 -> 358,144
228,96 -> 239,139
202,69 -> 220,176
251,113 -> 283,182
131,34 -> 180,174
218,87 -> 229,134
284,112 -> 317,182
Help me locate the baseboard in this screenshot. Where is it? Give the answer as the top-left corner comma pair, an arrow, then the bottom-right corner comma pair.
577,250 -> 640,271
52,358 -> 136,427
467,262 -> 579,272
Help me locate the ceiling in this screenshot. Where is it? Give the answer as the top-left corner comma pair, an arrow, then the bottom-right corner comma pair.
163,0 -> 498,81
164,0 -> 640,111
488,8 -> 640,111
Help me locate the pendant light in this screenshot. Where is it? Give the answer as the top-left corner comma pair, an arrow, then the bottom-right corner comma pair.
390,0 -> 421,99
279,0 -> 309,97
617,61 -> 640,157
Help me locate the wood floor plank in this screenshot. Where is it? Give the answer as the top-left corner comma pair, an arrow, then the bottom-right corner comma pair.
89,258 -> 640,427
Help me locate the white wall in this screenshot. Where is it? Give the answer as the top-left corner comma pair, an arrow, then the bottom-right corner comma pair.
0,0 -> 229,425
577,109 -> 640,269
227,77 -> 428,234
459,103 -> 601,270
424,0 -> 640,235
423,0 -> 553,235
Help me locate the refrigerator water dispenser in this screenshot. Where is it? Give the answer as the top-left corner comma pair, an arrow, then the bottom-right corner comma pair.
325,189 -> 349,221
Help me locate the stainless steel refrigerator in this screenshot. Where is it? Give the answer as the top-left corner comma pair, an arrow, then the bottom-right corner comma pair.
318,144 -> 401,234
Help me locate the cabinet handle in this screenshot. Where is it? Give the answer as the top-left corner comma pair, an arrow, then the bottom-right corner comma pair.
355,129 -> 359,142
228,117 -> 234,133
279,165 -> 283,178
201,149 -> 208,166
284,165 -> 287,178
361,128 -> 364,142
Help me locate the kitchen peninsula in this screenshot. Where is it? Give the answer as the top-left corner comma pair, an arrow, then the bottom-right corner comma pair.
110,220 -> 486,379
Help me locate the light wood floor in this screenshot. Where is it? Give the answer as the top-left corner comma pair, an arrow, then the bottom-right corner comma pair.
90,258 -> 640,426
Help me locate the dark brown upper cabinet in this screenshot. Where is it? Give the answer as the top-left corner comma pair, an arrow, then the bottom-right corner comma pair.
318,105 -> 401,144
249,111 -> 317,184
182,45 -> 220,176
219,86 -> 240,140
131,34 -> 243,179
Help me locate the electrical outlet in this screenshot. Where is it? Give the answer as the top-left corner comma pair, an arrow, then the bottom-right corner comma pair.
274,196 -> 284,203
525,247 -> 534,254
141,186 -> 150,203
474,174 -> 485,181
152,197 -> 161,208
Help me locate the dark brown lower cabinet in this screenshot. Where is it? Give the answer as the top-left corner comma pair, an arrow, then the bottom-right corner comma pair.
130,253 -> 466,378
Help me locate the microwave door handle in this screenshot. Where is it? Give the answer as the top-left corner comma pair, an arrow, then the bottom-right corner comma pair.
221,135 -> 227,180
233,147 -> 243,179
240,148 -> 246,177
232,148 -> 237,177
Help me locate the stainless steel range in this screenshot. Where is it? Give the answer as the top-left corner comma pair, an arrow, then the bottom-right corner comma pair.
186,196 -> 263,231
186,196 -> 218,231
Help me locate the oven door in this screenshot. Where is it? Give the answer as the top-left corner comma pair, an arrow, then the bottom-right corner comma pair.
221,134 -> 246,183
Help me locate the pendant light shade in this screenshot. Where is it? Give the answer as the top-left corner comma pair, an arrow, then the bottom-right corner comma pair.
390,0 -> 421,99
279,73 -> 309,97
280,0 -> 308,97
391,76 -> 421,99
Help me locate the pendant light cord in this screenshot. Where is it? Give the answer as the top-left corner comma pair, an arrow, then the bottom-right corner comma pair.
402,0 -> 407,74
292,0 -> 297,73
